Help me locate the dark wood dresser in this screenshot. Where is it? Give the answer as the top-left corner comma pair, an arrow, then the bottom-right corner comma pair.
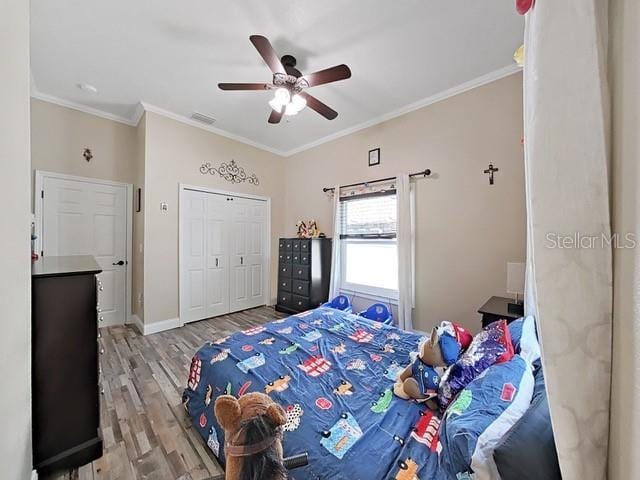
275,238 -> 332,314
32,255 -> 103,473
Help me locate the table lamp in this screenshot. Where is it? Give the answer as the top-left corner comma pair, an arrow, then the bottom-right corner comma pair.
507,262 -> 525,315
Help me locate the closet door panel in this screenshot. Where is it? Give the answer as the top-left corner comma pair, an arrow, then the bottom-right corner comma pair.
229,201 -> 250,312
205,195 -> 229,317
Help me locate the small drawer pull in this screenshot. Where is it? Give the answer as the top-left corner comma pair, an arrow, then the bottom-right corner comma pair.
298,286 -> 302,290
98,285 -> 104,291
97,331 -> 101,338
298,301 -> 303,306
100,348 -> 105,355
98,316 -> 104,322
100,388 -> 105,395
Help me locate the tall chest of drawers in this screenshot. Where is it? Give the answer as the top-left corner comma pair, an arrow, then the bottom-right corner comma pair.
275,237 -> 332,314
32,255 -> 103,473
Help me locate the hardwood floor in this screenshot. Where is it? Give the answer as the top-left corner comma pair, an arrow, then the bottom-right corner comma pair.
42,306 -> 285,480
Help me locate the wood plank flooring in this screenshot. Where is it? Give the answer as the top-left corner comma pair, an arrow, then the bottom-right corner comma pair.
42,306 -> 285,480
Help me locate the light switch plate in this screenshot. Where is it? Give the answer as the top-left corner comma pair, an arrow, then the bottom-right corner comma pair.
160,202 -> 168,212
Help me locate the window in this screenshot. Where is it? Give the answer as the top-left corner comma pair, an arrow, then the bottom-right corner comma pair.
339,192 -> 398,299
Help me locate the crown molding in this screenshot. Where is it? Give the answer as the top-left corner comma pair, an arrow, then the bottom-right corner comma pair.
30,89 -> 139,126
29,64 -> 521,157
139,102 -> 286,156
281,64 -> 522,157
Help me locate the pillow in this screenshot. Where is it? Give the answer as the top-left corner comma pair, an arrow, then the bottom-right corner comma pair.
508,316 -> 541,364
438,319 -> 515,409
438,354 -> 535,478
493,367 -> 562,480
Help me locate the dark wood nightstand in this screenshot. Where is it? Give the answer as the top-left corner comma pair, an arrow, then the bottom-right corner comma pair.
478,296 -> 523,329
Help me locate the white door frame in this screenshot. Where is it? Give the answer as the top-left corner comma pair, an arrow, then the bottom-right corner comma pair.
34,170 -> 134,324
178,183 -> 271,327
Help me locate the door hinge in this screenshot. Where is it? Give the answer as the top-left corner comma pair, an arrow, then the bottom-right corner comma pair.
41,250 -> 44,256
41,190 -> 44,199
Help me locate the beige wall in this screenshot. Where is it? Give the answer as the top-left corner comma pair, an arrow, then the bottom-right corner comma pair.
283,73 -> 526,333
31,98 -> 137,186
29,74 -> 525,335
143,112 -> 287,325
609,0 -> 640,476
0,0 -> 33,477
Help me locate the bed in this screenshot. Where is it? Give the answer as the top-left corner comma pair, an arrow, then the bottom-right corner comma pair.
182,307 -> 557,479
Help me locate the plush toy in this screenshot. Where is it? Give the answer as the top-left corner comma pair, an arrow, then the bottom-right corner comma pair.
214,392 -> 288,480
296,220 -> 308,239
308,220 -> 319,238
393,322 -> 472,409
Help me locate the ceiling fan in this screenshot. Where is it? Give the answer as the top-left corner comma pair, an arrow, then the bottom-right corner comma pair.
218,35 -> 352,124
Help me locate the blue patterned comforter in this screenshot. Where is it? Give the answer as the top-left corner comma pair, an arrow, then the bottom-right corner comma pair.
183,307 -> 533,480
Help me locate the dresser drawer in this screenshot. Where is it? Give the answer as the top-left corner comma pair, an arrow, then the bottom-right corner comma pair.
278,292 -> 292,307
280,239 -> 293,252
291,280 -> 309,296
291,294 -> 309,311
299,252 -> 310,265
292,252 -> 301,264
292,265 -> 310,280
279,264 -> 292,277
279,277 -> 292,292
299,240 -> 310,253
292,240 -> 301,251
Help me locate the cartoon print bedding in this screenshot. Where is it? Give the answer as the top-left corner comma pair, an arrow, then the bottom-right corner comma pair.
183,307 -> 534,480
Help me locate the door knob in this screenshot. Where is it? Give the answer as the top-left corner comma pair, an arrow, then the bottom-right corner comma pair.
112,260 -> 125,266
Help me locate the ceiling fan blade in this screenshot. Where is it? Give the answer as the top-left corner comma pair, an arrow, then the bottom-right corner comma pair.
299,92 -> 338,120
249,35 -> 286,75
268,107 -> 283,124
218,83 -> 270,91
301,64 -> 351,88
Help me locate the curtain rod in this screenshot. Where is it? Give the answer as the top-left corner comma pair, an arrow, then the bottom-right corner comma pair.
322,169 -> 432,193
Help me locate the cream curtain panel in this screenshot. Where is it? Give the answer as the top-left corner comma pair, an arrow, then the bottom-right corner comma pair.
328,185 -> 342,299
396,173 -> 415,331
523,2 -> 612,479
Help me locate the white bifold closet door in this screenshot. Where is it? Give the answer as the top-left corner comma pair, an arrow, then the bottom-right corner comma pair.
181,189 -> 266,323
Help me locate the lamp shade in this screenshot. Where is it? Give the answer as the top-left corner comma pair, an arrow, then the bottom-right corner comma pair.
506,262 -> 525,295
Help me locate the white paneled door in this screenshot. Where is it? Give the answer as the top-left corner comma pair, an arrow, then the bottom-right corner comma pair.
229,197 -> 266,312
41,176 -> 128,326
181,189 -> 267,324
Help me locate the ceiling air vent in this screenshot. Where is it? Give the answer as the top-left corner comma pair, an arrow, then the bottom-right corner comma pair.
190,112 -> 216,125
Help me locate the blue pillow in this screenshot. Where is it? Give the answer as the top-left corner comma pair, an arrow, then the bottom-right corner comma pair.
507,316 -> 541,364
439,355 -> 535,478
493,367 -> 561,480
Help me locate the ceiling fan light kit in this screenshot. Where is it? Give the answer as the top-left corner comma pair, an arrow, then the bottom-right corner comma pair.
218,35 -> 351,124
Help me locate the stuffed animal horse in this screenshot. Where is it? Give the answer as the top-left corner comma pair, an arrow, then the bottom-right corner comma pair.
214,392 -> 288,480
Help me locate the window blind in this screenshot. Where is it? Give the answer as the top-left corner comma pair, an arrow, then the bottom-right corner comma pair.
339,192 -> 397,239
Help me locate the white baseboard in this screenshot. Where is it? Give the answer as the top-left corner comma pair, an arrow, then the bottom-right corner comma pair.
31,470 -> 38,480
141,317 -> 181,335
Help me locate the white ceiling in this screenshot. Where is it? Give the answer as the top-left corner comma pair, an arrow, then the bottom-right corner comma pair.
30,1 -> 524,156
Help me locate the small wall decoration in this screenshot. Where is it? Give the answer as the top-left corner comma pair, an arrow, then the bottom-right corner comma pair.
368,148 -> 380,167
483,163 -> 499,185
200,159 -> 259,186
296,220 -> 320,239
83,148 -> 93,162
136,188 -> 142,213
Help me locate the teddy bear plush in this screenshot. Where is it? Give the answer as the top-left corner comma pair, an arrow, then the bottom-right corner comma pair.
393,321 -> 472,409
214,392 -> 288,480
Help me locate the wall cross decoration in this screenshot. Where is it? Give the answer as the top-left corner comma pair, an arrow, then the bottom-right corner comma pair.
483,163 -> 499,185
200,159 -> 259,186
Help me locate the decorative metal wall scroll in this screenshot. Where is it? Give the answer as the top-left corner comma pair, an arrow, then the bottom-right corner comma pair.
200,159 -> 259,186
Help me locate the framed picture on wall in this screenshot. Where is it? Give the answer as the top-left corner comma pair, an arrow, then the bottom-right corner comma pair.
368,148 -> 381,167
